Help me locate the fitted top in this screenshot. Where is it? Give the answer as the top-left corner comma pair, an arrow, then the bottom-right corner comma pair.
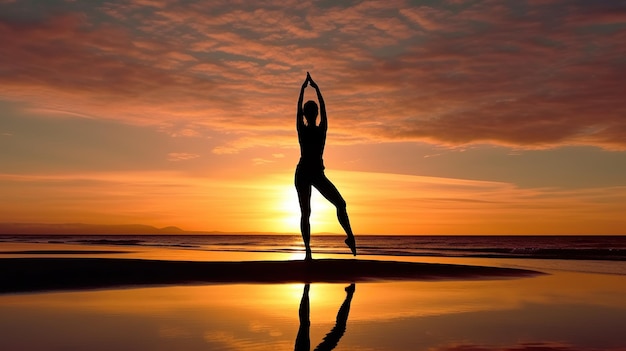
297,125 -> 326,172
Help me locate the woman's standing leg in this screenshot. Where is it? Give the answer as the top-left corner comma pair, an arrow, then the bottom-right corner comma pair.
295,170 -> 313,260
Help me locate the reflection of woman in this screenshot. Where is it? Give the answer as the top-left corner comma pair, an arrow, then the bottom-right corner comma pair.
295,73 -> 356,260
295,283 -> 356,351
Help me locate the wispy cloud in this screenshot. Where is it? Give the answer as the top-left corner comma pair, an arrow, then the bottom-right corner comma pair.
167,152 -> 200,161
1,0 -> 625,151
3,170 -> 626,233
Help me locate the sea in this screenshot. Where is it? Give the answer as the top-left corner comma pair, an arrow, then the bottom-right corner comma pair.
2,234 -> 625,275
2,235 -> 626,350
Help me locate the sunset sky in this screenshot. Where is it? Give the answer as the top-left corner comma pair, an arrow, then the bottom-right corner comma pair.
1,0 -> 626,234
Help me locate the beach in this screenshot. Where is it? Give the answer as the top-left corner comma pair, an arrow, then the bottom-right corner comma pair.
1,236 -> 625,350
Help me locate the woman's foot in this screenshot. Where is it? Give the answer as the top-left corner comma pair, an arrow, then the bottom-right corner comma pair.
304,248 -> 313,261
344,236 -> 357,256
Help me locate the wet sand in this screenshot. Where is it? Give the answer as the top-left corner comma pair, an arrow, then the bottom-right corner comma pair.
0,257 -> 542,294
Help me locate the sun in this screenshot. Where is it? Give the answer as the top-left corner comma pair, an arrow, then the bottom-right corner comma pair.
309,189 -> 338,233
275,185 -> 338,234
276,186 -> 301,233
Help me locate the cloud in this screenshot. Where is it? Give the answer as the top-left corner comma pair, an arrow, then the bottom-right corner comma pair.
347,0 -> 626,149
252,158 -> 273,165
167,152 -> 200,161
1,0 -> 625,151
212,146 -> 240,155
2,170 -> 626,234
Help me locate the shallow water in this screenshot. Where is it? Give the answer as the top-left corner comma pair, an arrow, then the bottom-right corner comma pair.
1,271 -> 625,350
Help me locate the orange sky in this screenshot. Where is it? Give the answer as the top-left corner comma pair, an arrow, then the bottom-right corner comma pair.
1,0 -> 626,234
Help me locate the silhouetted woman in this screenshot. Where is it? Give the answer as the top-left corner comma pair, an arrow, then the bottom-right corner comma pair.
295,72 -> 356,260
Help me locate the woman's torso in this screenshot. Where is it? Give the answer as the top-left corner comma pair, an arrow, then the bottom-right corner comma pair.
297,126 -> 326,171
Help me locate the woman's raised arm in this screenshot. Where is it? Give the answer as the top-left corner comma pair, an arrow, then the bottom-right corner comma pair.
307,73 -> 327,131
296,77 -> 307,131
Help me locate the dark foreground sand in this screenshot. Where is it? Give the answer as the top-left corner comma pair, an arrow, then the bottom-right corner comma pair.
0,257 -> 543,294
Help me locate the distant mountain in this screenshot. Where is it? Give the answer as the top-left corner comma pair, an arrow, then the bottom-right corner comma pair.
0,223 -> 190,235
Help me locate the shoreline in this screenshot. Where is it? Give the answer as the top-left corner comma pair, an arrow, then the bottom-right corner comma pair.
0,257 -> 543,294
2,235 -> 624,262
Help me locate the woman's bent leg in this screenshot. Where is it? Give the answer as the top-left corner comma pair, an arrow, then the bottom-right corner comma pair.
313,174 -> 356,256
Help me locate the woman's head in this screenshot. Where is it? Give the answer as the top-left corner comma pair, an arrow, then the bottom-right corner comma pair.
303,100 -> 318,125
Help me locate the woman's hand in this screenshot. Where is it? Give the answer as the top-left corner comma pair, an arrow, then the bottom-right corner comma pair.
307,72 -> 318,89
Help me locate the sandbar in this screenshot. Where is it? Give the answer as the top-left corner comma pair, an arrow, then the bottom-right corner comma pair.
0,257 -> 544,294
